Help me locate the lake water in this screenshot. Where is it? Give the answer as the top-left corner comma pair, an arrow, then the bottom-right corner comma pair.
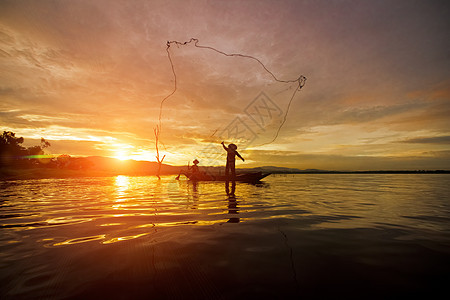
1,174 -> 449,299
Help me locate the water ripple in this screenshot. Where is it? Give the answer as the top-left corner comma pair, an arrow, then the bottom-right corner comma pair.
0,174 -> 449,249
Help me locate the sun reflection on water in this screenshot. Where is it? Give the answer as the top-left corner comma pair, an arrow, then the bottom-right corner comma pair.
114,175 -> 130,201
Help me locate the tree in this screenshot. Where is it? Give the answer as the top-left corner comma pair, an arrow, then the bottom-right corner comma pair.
154,126 -> 165,179
0,131 -> 51,164
0,131 -> 26,156
27,138 -> 51,156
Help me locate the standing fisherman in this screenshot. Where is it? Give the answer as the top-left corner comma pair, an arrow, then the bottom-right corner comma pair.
221,141 -> 244,180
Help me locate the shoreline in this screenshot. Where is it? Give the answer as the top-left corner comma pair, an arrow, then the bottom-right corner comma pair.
0,167 -> 173,181
1,167 -> 449,181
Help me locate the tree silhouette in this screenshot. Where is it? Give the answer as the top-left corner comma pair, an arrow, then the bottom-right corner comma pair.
26,138 -> 51,156
0,131 -> 26,156
0,131 -> 51,164
154,126 -> 165,179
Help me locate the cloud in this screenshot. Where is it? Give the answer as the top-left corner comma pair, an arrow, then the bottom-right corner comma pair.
1,0 -> 449,169
244,149 -> 450,171
400,136 -> 450,145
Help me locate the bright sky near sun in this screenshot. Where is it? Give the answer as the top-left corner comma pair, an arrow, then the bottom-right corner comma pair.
0,0 -> 449,170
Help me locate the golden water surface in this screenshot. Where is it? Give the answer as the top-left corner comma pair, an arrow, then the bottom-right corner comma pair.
1,174 -> 449,299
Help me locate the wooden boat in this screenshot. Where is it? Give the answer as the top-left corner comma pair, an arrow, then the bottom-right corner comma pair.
185,171 -> 271,183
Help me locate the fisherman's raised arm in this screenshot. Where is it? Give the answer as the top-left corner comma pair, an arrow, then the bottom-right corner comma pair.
236,151 -> 245,162
221,141 -> 228,151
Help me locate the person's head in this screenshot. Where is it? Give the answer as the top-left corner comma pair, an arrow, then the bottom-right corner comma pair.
228,143 -> 237,150
193,159 -> 199,165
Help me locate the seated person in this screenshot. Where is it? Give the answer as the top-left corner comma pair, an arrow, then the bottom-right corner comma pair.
189,159 -> 200,175
177,159 -> 213,180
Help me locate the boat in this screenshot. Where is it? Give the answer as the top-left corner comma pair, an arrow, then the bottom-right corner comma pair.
184,171 -> 271,183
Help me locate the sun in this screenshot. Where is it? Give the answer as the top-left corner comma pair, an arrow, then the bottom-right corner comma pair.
114,151 -> 129,161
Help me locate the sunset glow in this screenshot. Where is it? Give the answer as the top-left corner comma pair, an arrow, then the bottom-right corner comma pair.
1,0 -> 449,170
114,151 -> 129,161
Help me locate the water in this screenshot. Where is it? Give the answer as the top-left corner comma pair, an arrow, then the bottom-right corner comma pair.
1,174 -> 449,299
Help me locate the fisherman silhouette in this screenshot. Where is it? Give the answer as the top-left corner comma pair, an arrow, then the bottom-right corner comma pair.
221,141 -> 244,180
176,159 -> 201,180
189,159 -> 200,174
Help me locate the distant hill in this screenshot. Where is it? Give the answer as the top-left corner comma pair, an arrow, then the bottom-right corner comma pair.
241,167 -> 450,174
240,166 -> 304,173
81,156 -> 182,175
63,158 -> 450,175
1,155 -> 448,181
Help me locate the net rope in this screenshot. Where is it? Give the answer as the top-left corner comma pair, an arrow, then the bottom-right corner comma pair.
158,38 -> 306,147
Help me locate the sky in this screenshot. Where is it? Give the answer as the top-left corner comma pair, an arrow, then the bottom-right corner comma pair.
1,0 -> 449,170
